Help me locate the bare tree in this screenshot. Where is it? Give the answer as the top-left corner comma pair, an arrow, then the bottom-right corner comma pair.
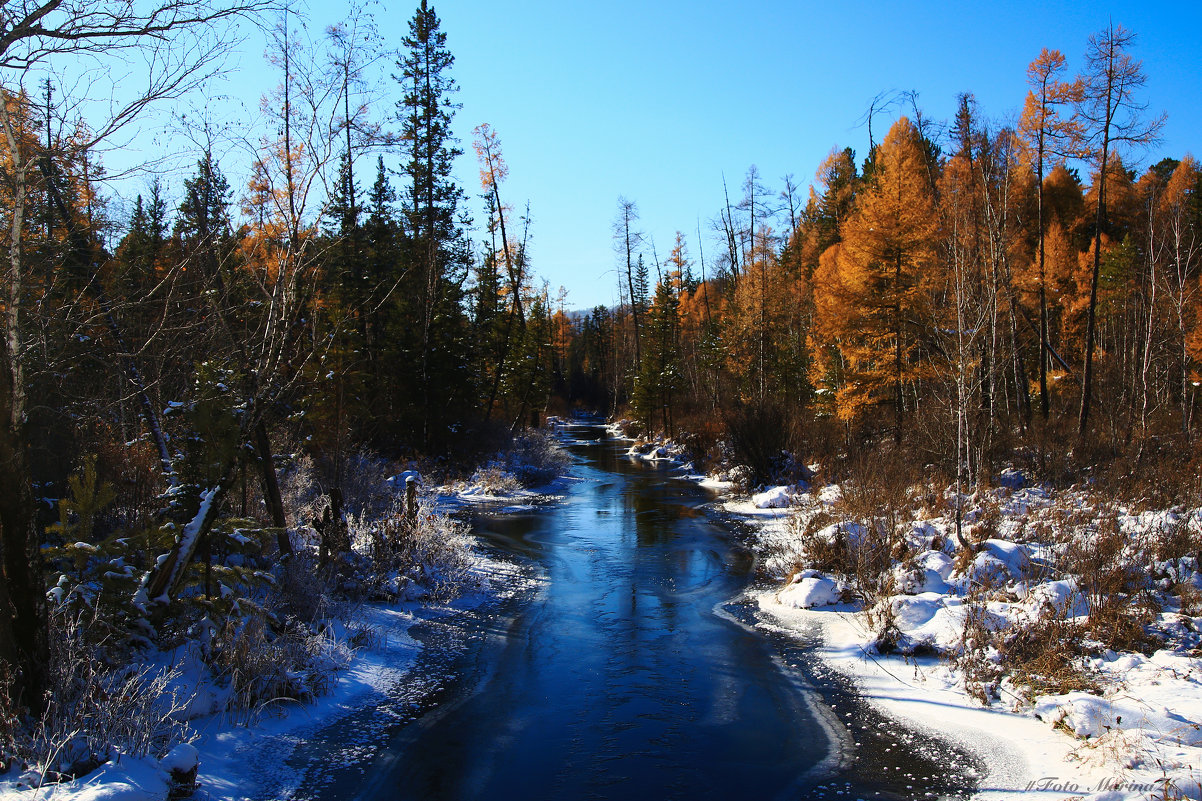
1075,23 -> 1165,436
614,197 -> 643,365
145,3 -> 351,599
0,0 -> 267,711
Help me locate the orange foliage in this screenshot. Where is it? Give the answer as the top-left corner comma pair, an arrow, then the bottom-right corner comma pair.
812,118 -> 941,427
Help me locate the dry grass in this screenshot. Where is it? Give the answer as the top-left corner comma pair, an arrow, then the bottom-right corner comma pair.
1065,517 -> 1163,654
997,614 -> 1099,700
0,609 -> 196,782
207,614 -> 350,716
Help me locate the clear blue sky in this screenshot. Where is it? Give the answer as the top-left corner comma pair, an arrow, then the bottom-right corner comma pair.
113,0 -> 1202,310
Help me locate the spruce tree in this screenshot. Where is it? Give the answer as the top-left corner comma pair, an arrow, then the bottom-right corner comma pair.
394,0 -> 473,447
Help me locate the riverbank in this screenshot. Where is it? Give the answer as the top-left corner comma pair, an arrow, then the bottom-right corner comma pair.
611,423 -> 1202,800
728,479 -> 1201,800
0,439 -> 570,801
0,542 -> 534,801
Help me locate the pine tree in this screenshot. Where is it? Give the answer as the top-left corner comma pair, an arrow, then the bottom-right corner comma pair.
394,0 -> 473,447
363,156 -> 405,443
175,151 -> 233,279
633,280 -> 683,434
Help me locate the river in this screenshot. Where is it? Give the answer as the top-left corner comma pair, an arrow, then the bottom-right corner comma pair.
294,421 -> 980,801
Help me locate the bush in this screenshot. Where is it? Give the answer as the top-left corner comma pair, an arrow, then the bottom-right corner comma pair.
996,613 -> 1098,700
207,613 -> 351,716
723,402 -> 791,485
502,429 -> 570,487
463,464 -> 523,495
0,608 -> 196,783
1066,517 -> 1162,654
331,499 -> 480,603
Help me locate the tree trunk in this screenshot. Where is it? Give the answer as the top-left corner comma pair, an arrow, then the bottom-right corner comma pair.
143,477 -> 235,602
0,378 -> 47,712
1080,139 -> 1109,437
254,419 -> 291,555
0,90 -> 47,712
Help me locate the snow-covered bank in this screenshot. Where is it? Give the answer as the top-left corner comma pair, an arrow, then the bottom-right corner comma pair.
430,425 -> 575,514
702,470 -> 1202,801
1,430 -> 575,801
195,551 -> 533,801
760,600 -> 1136,800
0,544 -> 532,801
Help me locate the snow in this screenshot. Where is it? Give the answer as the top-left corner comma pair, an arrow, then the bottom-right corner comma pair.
189,603 -> 425,801
676,457 -> 1202,800
776,571 -> 847,609
752,485 -> 795,508
5,499 -> 545,801
385,469 -> 422,490
156,744 -> 197,777
38,756 -> 171,801
759,599 -> 1112,800
433,474 -> 571,511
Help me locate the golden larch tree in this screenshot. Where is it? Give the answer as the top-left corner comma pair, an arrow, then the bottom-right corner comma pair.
819,117 -> 941,440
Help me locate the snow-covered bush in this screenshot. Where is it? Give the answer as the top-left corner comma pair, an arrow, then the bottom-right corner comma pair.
339,501 -> 478,602
338,449 -> 401,517
280,448 -> 400,527
207,614 -> 352,715
276,548 -> 335,623
403,507 -> 478,599
713,463 -> 754,491
462,464 -> 524,496
279,452 -> 322,528
5,609 -> 196,783
503,429 -> 570,487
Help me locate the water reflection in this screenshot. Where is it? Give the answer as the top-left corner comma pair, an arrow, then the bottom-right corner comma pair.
299,424 -> 979,801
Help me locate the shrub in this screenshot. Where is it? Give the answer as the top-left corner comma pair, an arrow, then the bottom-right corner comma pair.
207,614 -> 350,716
1066,517 -> 1162,654
503,429 -> 570,487
341,501 -> 479,602
996,613 -> 1098,700
723,402 -> 794,485
1,608 -> 196,783
464,464 -> 523,495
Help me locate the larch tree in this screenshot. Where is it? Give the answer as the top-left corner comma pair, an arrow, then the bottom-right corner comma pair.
828,117 -> 941,442
474,123 -> 527,422
1018,48 -> 1082,419
1075,23 -> 1165,436
614,197 -> 644,367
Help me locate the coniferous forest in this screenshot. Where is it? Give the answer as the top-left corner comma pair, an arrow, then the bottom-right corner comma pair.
2,1 -> 1202,798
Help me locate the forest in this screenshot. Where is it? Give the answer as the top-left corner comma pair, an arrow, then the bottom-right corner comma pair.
581,43 -> 1198,494
0,0 -> 1200,794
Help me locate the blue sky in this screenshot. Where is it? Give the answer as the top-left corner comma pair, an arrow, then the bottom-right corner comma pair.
112,0 -> 1202,310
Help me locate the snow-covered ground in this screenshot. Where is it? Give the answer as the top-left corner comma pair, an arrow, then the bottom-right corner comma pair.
709,473 -> 1202,801
512,421 -> 1202,799
1,449 -> 567,801
0,546 -> 534,801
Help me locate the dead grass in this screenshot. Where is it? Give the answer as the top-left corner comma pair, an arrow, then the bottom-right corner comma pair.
998,614 -> 1099,700
0,609 -> 196,782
